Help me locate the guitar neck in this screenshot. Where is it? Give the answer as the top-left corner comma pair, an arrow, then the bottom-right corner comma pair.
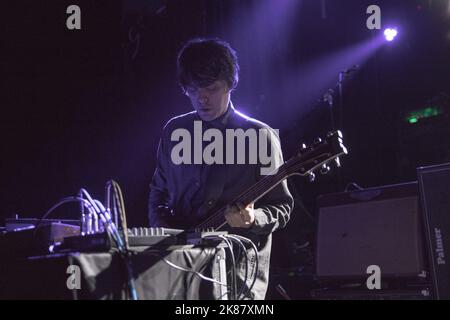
195,162 -> 291,230
194,130 -> 347,230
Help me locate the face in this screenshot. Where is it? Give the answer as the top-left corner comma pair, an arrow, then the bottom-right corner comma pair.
185,80 -> 230,121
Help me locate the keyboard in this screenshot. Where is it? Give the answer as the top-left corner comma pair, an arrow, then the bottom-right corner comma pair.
126,227 -> 184,246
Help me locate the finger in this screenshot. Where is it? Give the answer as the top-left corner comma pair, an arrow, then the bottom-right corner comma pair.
236,202 -> 246,211
237,203 -> 252,219
224,211 -> 235,226
225,211 -> 241,227
235,211 -> 247,227
242,213 -> 254,226
240,205 -> 255,226
224,213 -> 233,227
225,204 -> 238,216
240,212 -> 251,224
229,213 -> 248,228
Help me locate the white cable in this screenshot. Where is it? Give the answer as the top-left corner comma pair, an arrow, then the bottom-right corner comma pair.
218,235 -> 238,299
35,197 -> 96,235
81,189 -> 124,250
161,257 -> 227,287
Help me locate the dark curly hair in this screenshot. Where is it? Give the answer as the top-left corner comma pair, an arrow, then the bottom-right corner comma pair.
177,38 -> 240,93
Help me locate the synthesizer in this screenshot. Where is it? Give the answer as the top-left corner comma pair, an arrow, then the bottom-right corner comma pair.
57,227 -> 228,252
126,227 -> 183,246
126,227 -> 228,246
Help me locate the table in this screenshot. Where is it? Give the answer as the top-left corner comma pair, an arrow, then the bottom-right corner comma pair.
0,245 -> 227,300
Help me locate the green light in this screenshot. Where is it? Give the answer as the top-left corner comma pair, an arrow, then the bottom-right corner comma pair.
405,106 -> 441,124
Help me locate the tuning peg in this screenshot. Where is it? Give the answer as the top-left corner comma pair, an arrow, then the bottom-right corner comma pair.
308,172 -> 316,182
334,157 -> 341,168
326,131 -> 334,138
313,137 -> 322,145
300,143 -> 307,150
320,164 -> 330,175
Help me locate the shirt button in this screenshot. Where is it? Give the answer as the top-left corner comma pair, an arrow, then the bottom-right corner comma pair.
207,200 -> 214,206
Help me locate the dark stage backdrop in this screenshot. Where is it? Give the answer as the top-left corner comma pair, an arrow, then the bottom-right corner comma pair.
2,0 -> 450,280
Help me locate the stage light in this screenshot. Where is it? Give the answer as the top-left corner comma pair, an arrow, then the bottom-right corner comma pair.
384,28 -> 398,42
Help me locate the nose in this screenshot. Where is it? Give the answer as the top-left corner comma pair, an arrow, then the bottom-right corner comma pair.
198,91 -> 209,104
198,97 -> 208,105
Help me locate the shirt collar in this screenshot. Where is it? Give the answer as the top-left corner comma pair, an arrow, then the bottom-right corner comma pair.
201,101 -> 235,129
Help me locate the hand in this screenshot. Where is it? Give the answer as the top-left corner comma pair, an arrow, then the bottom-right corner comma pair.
224,202 -> 255,228
153,205 -> 174,227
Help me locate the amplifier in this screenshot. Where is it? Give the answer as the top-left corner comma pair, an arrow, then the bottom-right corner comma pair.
418,162 -> 450,299
316,182 -> 427,281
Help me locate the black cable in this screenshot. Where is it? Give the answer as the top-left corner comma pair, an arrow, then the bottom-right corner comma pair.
224,235 -> 249,300
108,184 -> 137,300
224,235 -> 248,300
82,187 -> 138,300
231,235 -> 259,299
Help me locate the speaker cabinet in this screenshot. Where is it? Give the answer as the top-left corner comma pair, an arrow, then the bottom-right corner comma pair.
316,182 -> 426,280
418,162 -> 450,299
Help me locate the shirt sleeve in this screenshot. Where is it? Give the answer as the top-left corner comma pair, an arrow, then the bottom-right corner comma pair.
249,127 -> 294,235
148,129 -> 171,227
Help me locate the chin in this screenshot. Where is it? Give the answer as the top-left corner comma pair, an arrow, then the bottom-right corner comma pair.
200,115 -> 216,121
198,112 -> 218,121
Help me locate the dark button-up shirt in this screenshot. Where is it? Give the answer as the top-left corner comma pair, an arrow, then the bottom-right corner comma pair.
148,103 -> 293,299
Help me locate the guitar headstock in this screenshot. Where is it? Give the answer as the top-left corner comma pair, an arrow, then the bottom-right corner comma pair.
285,130 -> 347,181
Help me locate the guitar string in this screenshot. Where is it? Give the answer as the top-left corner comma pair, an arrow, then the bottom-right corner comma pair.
197,151 -> 340,229
196,166 -> 288,229
196,159 -> 313,228
196,156 -> 322,229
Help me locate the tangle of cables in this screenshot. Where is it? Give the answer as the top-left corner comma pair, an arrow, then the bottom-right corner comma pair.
35,180 -> 259,300
160,234 -> 259,300
35,180 -> 138,300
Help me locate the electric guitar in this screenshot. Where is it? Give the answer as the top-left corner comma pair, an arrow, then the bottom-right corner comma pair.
195,130 -> 348,231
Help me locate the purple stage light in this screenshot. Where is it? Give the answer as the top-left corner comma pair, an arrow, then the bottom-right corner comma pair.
384,28 -> 398,42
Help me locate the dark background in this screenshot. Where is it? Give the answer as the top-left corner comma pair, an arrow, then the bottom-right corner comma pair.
2,0 -> 450,298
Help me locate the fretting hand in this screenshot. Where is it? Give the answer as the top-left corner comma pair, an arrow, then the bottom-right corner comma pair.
224,202 -> 255,228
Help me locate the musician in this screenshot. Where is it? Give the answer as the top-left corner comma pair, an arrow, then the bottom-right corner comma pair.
148,38 -> 293,299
